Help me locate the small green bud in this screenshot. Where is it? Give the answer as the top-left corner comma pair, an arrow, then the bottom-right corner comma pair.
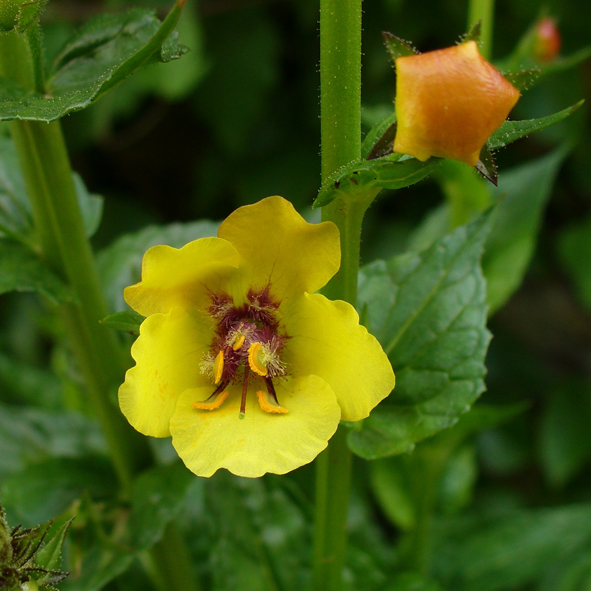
0,0 -> 21,32
0,0 -> 46,33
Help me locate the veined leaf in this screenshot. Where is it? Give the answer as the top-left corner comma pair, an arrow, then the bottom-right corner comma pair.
314,154 -> 439,209
487,101 -> 584,150
349,213 -> 492,459
0,2 -> 186,122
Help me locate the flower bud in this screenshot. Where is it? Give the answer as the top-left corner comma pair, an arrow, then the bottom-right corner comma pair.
393,41 -> 520,167
533,18 -> 561,63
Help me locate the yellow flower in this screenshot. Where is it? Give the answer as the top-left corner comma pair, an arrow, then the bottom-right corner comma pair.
119,197 -> 395,478
393,41 -> 520,166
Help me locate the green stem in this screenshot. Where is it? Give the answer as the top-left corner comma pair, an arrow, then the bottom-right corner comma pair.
9,117 -> 148,492
147,524 -> 201,591
0,31 -> 146,491
0,29 -> 199,591
402,451 -> 444,573
313,1 -> 363,590
468,0 -> 495,59
312,427 -> 353,591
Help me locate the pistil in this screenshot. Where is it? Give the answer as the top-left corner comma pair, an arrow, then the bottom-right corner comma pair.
239,368 -> 249,419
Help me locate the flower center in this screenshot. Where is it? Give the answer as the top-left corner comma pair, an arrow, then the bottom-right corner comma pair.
193,286 -> 288,417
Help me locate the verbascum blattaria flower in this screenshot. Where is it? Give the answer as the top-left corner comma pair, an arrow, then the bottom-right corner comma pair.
394,40 -> 520,166
119,197 -> 395,478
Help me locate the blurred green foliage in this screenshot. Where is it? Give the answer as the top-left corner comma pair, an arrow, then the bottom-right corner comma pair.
1,0 -> 591,590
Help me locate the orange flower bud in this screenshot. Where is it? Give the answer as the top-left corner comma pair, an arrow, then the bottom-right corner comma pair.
533,18 -> 561,63
393,41 -> 520,167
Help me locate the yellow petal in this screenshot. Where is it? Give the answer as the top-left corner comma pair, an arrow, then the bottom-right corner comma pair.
170,375 -> 341,478
394,41 -> 520,166
124,238 -> 240,316
119,308 -> 213,437
283,294 -> 395,421
217,196 -> 340,303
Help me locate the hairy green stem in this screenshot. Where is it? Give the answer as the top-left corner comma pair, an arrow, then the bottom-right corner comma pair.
313,1 -> 363,590
468,0 -> 495,59
0,29 -> 200,591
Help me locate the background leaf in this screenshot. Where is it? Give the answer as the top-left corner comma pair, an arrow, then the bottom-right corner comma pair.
484,148 -> 567,313
433,504 -> 591,591
128,462 -> 194,552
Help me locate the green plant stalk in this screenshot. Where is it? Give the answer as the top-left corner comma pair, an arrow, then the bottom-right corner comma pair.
468,0 -> 495,59
145,523 -> 200,591
0,31 -> 146,489
313,1 -> 363,590
401,449 -> 446,573
0,29 -> 200,591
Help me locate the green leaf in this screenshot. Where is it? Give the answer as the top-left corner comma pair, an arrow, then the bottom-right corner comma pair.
487,101 -> 584,150
475,146 -> 498,187
64,546 -> 134,591
0,402 -> 105,480
2,456 -> 117,525
128,463 -> 194,551
0,137 -> 103,241
314,154 -> 440,209
370,459 -> 416,530
438,445 -> 477,515
0,3 -> 186,122
382,32 -> 418,63
0,239 -> 72,304
73,173 -> 103,238
558,213 -> 591,310
434,402 -> 528,449
361,111 -> 397,160
436,160 -> 491,228
539,381 -> 591,487
0,351 -> 63,409
460,21 -> 481,44
433,504 -> 591,591
202,473 -> 309,591
502,68 -> 540,92
484,148 -> 568,314
97,220 -> 219,312
15,0 -> 46,33
100,310 -> 144,336
349,213 -> 492,459
35,517 -> 74,585
0,135 -> 32,242
384,572 -> 444,591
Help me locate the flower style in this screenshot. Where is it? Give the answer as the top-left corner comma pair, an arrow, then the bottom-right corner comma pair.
119,197 -> 395,478
393,40 -> 520,166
